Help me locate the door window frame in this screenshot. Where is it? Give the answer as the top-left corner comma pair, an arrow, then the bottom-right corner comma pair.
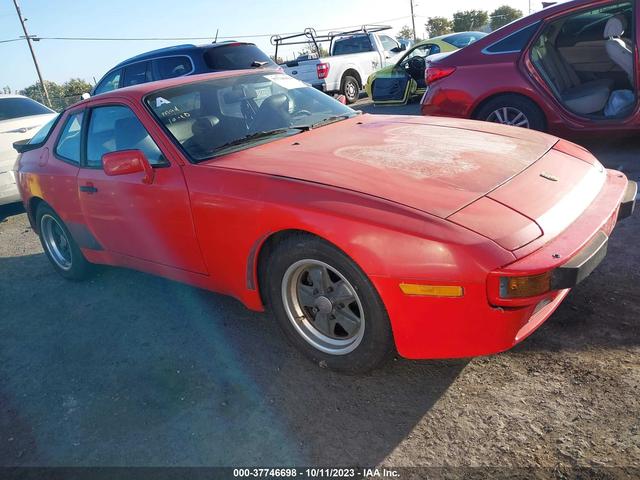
80,101 -> 173,170
53,108 -> 87,166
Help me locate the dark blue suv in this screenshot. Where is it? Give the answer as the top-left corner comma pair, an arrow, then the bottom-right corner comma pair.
92,42 -> 277,95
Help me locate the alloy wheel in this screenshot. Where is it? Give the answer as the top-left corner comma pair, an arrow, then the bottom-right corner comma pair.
40,214 -> 73,271
486,107 -> 530,128
281,259 -> 365,355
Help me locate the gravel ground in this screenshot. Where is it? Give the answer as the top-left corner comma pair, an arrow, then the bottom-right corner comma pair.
0,100 -> 638,474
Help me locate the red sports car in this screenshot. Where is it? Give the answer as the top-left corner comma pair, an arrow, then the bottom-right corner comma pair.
13,70 -> 636,372
421,0 -> 639,137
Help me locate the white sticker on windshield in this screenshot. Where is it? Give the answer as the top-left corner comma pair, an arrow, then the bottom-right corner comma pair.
156,97 -> 171,107
265,74 -> 307,90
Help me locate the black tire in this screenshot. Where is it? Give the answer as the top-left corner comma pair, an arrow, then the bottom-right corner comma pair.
36,203 -> 93,280
474,94 -> 546,131
341,75 -> 360,104
264,234 -> 394,373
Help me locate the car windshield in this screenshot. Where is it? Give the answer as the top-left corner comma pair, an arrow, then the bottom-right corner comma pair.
145,72 -> 358,161
203,44 -> 277,70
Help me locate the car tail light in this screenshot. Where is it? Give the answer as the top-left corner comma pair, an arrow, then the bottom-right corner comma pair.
499,272 -> 552,299
317,62 -> 330,79
425,66 -> 456,84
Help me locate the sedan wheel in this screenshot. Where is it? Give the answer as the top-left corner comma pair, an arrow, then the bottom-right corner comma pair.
281,259 -> 365,355
41,214 -> 73,271
486,107 -> 530,128
36,203 -> 93,280
265,234 -> 394,373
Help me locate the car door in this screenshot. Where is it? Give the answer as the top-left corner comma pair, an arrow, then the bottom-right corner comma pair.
76,99 -> 207,274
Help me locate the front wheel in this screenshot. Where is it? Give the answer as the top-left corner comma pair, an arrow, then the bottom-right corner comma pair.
341,75 -> 360,104
36,204 -> 93,280
264,235 -> 394,373
474,95 -> 546,131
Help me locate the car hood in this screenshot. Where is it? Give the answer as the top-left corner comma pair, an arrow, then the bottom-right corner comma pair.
205,115 -> 558,218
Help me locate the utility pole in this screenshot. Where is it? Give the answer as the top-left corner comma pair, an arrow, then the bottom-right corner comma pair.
12,0 -> 51,107
409,0 -> 417,41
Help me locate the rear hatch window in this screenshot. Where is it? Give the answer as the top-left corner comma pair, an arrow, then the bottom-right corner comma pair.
203,44 -> 276,70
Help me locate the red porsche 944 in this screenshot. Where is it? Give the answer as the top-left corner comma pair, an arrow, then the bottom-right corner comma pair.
13,70 -> 636,372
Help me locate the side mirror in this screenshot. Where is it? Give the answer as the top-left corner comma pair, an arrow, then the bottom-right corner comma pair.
81,92 -> 91,100
336,94 -> 347,105
102,150 -> 154,184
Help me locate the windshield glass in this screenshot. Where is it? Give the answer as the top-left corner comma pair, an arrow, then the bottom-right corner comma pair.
145,72 -> 357,161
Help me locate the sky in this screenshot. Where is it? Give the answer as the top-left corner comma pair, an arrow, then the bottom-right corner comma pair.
1,0 -> 551,92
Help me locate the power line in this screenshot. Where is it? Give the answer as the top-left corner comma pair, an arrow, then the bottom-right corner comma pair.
0,16 -> 411,44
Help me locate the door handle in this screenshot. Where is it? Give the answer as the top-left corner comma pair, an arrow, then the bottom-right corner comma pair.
79,184 -> 98,194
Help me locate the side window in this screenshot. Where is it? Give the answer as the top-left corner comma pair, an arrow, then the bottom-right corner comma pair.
380,35 -> 400,51
122,62 -> 151,88
154,56 -> 193,80
94,69 -> 121,94
484,22 -> 540,54
86,105 -> 168,168
54,111 -> 84,164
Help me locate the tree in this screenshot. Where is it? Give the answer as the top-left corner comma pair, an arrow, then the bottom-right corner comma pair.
298,43 -> 329,59
396,25 -> 415,42
490,5 -> 523,30
2,86 -> 11,94
20,78 -> 92,110
425,17 -> 453,38
452,10 -> 489,32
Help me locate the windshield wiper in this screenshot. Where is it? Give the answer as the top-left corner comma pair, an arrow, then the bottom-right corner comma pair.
212,127 -> 307,153
309,114 -> 356,129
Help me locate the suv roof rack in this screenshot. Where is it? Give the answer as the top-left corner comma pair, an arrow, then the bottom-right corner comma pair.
271,25 -> 391,61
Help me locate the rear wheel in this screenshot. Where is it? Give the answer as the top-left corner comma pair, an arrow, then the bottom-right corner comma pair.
36,204 -> 93,280
341,75 -> 360,104
264,234 -> 394,373
475,95 -> 546,131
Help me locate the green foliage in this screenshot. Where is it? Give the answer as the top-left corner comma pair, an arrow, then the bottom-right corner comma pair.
298,43 -> 329,59
20,78 -> 93,111
452,10 -> 489,32
425,17 -> 453,38
396,25 -> 415,41
490,5 -> 524,30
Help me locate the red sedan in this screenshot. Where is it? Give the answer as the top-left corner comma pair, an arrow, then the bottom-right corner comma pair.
421,0 -> 638,137
14,70 -> 636,372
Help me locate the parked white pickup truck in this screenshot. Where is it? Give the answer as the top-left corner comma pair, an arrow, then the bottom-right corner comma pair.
272,26 -> 406,104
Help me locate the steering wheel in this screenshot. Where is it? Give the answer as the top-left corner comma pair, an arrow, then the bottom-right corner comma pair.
292,109 -> 312,117
408,56 -> 426,72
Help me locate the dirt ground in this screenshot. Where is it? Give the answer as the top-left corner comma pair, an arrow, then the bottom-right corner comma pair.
0,101 -> 638,474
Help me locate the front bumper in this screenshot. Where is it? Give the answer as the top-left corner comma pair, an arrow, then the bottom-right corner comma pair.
375,174 -> 634,360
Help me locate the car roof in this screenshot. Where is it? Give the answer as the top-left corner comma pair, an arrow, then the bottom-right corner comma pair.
114,41 -> 257,68
0,94 -> 28,99
77,68 -> 282,106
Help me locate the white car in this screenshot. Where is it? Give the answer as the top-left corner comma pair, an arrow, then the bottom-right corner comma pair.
0,94 -> 56,205
274,27 -> 405,104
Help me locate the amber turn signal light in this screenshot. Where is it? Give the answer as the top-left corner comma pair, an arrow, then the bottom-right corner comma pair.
399,283 -> 464,297
499,272 -> 552,299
